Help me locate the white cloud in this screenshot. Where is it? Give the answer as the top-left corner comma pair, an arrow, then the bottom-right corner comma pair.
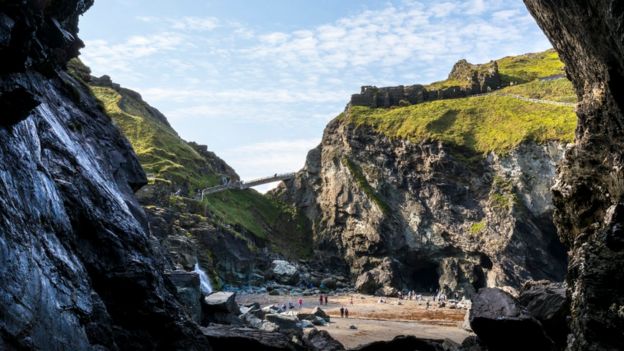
171,17 -> 219,31
242,0 -> 539,77
81,0 -> 552,183
82,33 -> 184,75
142,87 -> 349,105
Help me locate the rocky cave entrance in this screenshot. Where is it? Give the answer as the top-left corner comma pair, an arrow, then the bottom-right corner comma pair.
410,261 -> 440,292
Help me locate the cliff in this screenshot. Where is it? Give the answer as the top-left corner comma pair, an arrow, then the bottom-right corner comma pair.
524,1 -> 624,350
275,50 -> 576,297
67,59 -> 313,288
0,1 -> 209,349
349,50 -> 564,108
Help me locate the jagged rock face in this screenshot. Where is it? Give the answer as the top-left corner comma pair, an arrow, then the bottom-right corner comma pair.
523,1 -> 624,350
276,115 -> 567,296
0,1 -> 209,349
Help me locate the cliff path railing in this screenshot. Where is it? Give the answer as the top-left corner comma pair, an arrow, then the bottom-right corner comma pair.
200,172 -> 296,198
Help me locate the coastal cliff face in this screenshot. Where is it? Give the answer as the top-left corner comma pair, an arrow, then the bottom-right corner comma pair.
0,1 -> 208,349
277,116 -> 568,297
524,1 -> 624,350
275,52 -> 575,297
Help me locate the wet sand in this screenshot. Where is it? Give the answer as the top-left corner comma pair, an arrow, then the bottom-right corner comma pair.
237,293 -> 471,349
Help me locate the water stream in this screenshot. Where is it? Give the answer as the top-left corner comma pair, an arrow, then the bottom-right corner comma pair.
193,262 -> 213,295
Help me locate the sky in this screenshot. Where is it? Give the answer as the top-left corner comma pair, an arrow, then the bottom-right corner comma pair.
78,0 -> 552,192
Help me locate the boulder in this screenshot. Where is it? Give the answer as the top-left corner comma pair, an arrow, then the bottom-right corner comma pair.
312,307 -> 330,322
271,260 -> 300,285
201,324 -> 299,350
260,321 -> 280,333
300,320 -> 315,329
352,335 -> 457,351
202,291 -> 242,325
303,329 -> 345,351
469,288 -> 554,351
311,317 -> 327,326
518,280 -> 568,349
166,270 -> 202,323
264,314 -> 302,333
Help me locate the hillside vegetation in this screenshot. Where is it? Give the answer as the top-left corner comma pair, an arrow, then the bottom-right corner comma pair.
346,49 -> 577,155
68,59 -> 312,259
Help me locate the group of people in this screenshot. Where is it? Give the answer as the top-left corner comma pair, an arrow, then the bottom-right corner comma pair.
318,294 -> 329,305
398,290 -> 424,301
339,306 -> 350,318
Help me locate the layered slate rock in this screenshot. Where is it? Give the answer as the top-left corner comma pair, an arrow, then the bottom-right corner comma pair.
0,1 -> 209,349
523,1 -> 624,350
469,288 -> 554,351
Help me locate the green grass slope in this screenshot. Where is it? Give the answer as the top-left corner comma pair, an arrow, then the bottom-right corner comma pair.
68,59 -> 312,258
497,49 -> 565,83
345,49 -> 577,156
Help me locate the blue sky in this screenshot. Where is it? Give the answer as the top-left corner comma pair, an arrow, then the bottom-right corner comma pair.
79,0 -> 552,191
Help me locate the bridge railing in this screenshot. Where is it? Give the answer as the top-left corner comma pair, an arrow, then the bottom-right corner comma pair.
200,172 -> 296,198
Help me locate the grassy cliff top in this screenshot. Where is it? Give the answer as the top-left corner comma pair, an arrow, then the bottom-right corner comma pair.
425,49 -> 565,90
346,49 -> 576,155
89,85 -> 221,191
347,83 -> 576,155
497,49 -> 565,83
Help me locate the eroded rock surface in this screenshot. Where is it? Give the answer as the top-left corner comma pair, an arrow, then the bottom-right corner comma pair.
523,1 -> 624,349
0,1 -> 209,350
275,115 -> 567,296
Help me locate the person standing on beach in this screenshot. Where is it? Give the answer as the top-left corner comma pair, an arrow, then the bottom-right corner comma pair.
344,308 -> 349,318
298,298 -> 303,309
324,295 -> 328,305
340,306 -> 344,318
319,294 -> 323,306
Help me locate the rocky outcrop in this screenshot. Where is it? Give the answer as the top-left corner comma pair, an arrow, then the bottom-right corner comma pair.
517,280 -> 568,348
270,260 -> 301,285
349,59 -> 500,108
201,325 -> 302,351
202,291 -> 242,325
352,335 -> 457,351
0,1 -> 209,349
469,288 -> 554,350
167,270 -> 203,323
523,1 -> 624,350
276,114 -> 567,297
302,330 -> 344,351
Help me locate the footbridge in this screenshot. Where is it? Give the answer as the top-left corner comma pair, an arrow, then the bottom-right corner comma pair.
201,172 -> 296,198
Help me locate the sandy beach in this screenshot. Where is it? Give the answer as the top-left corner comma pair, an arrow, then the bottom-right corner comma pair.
237,293 -> 471,349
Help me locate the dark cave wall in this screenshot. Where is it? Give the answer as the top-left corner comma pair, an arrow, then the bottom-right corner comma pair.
0,1 -> 209,350
524,1 -> 624,350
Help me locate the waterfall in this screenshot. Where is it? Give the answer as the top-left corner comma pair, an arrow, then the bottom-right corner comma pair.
193,262 -> 213,295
